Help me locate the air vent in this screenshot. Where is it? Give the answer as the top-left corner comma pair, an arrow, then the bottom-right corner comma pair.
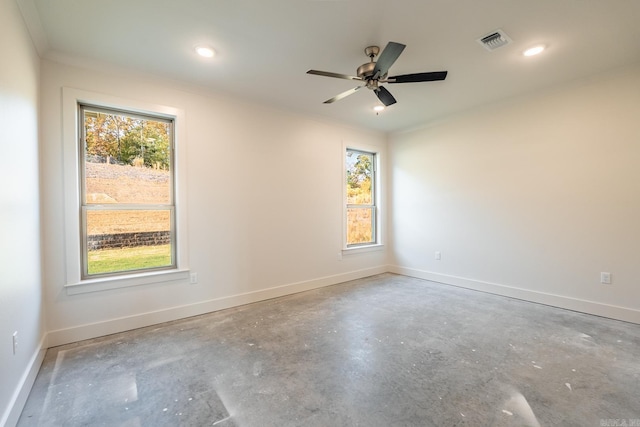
477,29 -> 512,51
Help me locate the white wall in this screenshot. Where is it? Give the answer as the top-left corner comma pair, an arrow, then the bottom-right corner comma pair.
0,0 -> 45,425
40,59 -> 388,346
389,64 -> 640,323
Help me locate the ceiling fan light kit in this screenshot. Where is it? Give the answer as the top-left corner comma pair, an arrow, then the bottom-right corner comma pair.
307,41 -> 448,107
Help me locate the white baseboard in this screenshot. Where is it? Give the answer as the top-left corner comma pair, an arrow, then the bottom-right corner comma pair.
390,265 -> 640,325
1,335 -> 47,427
47,266 -> 388,347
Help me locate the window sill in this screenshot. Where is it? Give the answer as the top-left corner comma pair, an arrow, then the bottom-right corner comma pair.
65,268 -> 190,295
342,244 -> 385,256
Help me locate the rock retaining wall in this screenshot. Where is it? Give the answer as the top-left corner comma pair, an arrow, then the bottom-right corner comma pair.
87,231 -> 171,250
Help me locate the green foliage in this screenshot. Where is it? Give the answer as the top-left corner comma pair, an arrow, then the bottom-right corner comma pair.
84,110 -> 171,169
346,151 -> 373,204
347,152 -> 372,189
87,244 -> 171,275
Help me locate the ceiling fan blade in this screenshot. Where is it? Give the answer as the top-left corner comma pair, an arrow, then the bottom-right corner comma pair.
374,86 -> 397,106
323,86 -> 364,104
373,42 -> 406,79
307,70 -> 362,81
387,71 -> 448,83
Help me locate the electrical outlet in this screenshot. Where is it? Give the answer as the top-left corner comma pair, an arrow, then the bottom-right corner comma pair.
600,272 -> 611,284
435,251 -> 442,261
12,331 -> 18,355
337,251 -> 343,261
189,272 -> 198,284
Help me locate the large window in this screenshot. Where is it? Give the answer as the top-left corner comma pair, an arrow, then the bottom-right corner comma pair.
79,105 -> 175,278
345,148 -> 377,247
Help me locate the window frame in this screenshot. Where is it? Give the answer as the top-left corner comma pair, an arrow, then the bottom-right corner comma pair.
342,141 -> 384,253
345,148 -> 377,247
79,104 -> 177,279
62,88 -> 189,294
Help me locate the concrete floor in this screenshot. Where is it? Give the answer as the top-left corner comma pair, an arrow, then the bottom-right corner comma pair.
18,274 -> 640,426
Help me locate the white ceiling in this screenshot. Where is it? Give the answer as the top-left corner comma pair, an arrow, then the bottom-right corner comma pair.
19,0 -> 640,132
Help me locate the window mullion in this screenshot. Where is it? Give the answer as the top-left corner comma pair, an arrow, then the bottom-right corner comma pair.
84,204 -> 173,211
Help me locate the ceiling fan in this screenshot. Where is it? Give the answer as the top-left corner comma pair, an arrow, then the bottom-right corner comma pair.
307,41 -> 448,107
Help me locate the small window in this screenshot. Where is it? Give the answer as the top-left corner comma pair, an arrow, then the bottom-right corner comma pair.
345,148 -> 377,247
79,105 -> 175,278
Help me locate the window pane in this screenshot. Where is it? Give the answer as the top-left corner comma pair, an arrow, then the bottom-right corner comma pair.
347,207 -> 375,245
84,110 -> 171,204
85,209 -> 173,275
80,105 -> 176,279
346,150 -> 373,205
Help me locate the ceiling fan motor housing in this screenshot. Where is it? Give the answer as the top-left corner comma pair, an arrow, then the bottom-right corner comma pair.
357,45 -> 381,79
357,62 -> 376,78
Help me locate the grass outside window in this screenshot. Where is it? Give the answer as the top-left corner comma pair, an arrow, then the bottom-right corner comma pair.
87,244 -> 172,275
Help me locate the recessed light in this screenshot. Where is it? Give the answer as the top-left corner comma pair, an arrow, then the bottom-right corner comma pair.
195,45 -> 215,58
373,105 -> 385,112
523,45 -> 545,57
